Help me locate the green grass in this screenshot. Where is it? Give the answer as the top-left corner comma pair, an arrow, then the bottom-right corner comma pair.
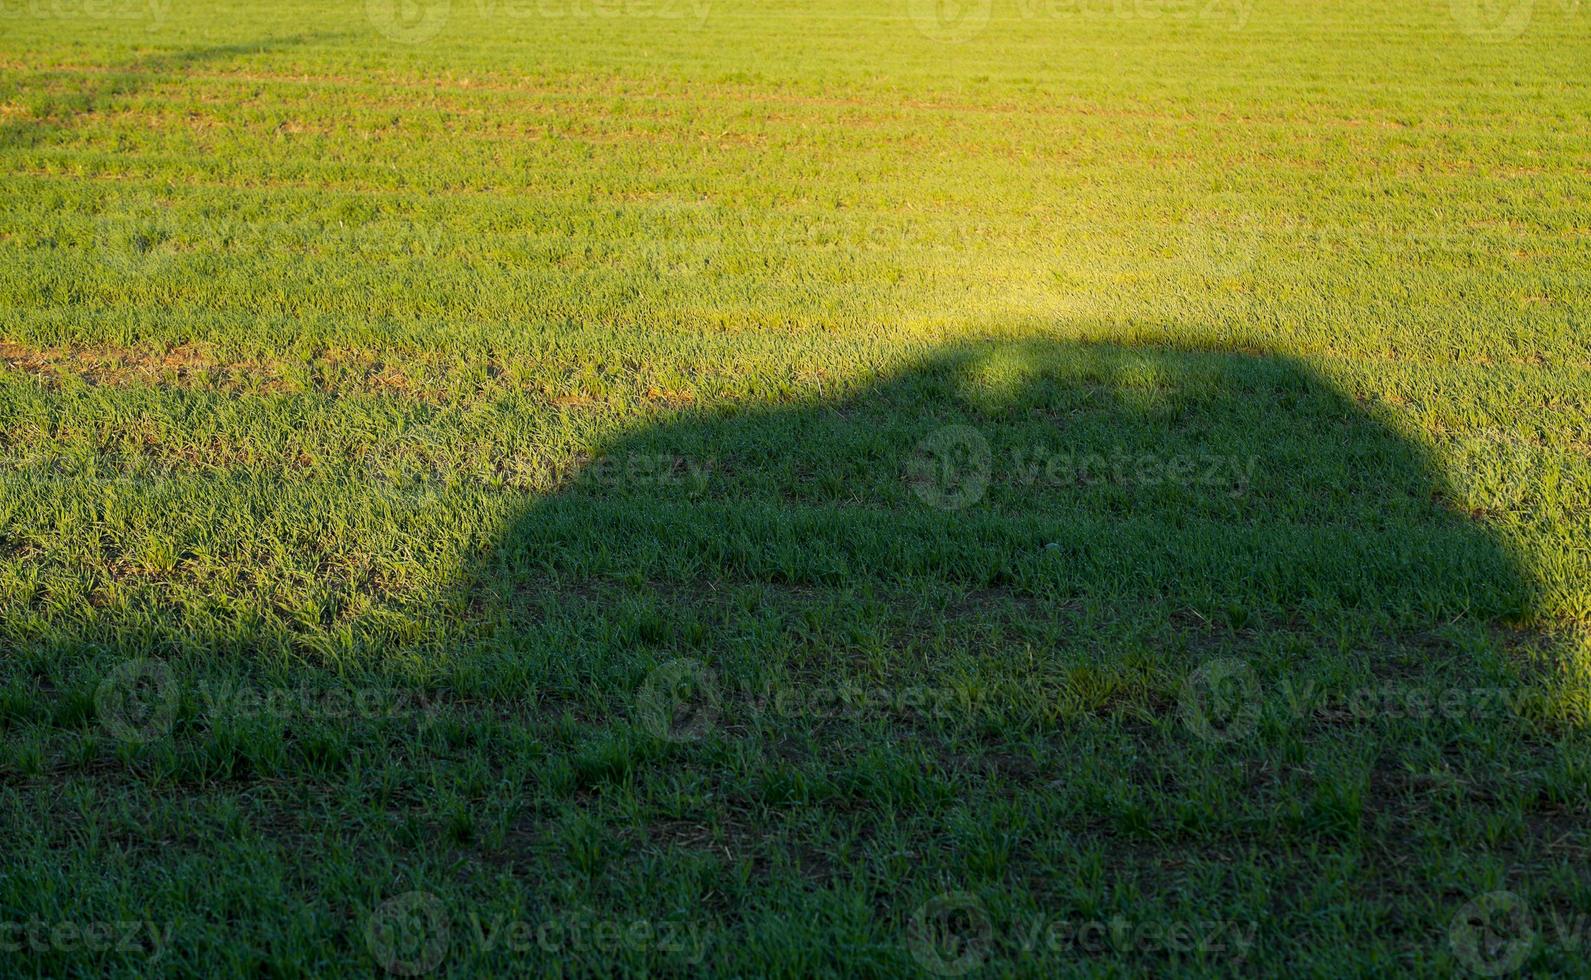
1,0 -> 1589,974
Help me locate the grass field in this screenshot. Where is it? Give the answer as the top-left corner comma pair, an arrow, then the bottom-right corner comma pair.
1,0 -> 1589,973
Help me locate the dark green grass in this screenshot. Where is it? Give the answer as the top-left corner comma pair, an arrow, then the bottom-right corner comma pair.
4,340 -> 1586,975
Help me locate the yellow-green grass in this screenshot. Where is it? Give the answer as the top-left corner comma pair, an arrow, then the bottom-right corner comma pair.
1,0 -> 1588,974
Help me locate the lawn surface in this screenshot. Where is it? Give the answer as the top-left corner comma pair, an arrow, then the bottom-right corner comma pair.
1,0 -> 1589,974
